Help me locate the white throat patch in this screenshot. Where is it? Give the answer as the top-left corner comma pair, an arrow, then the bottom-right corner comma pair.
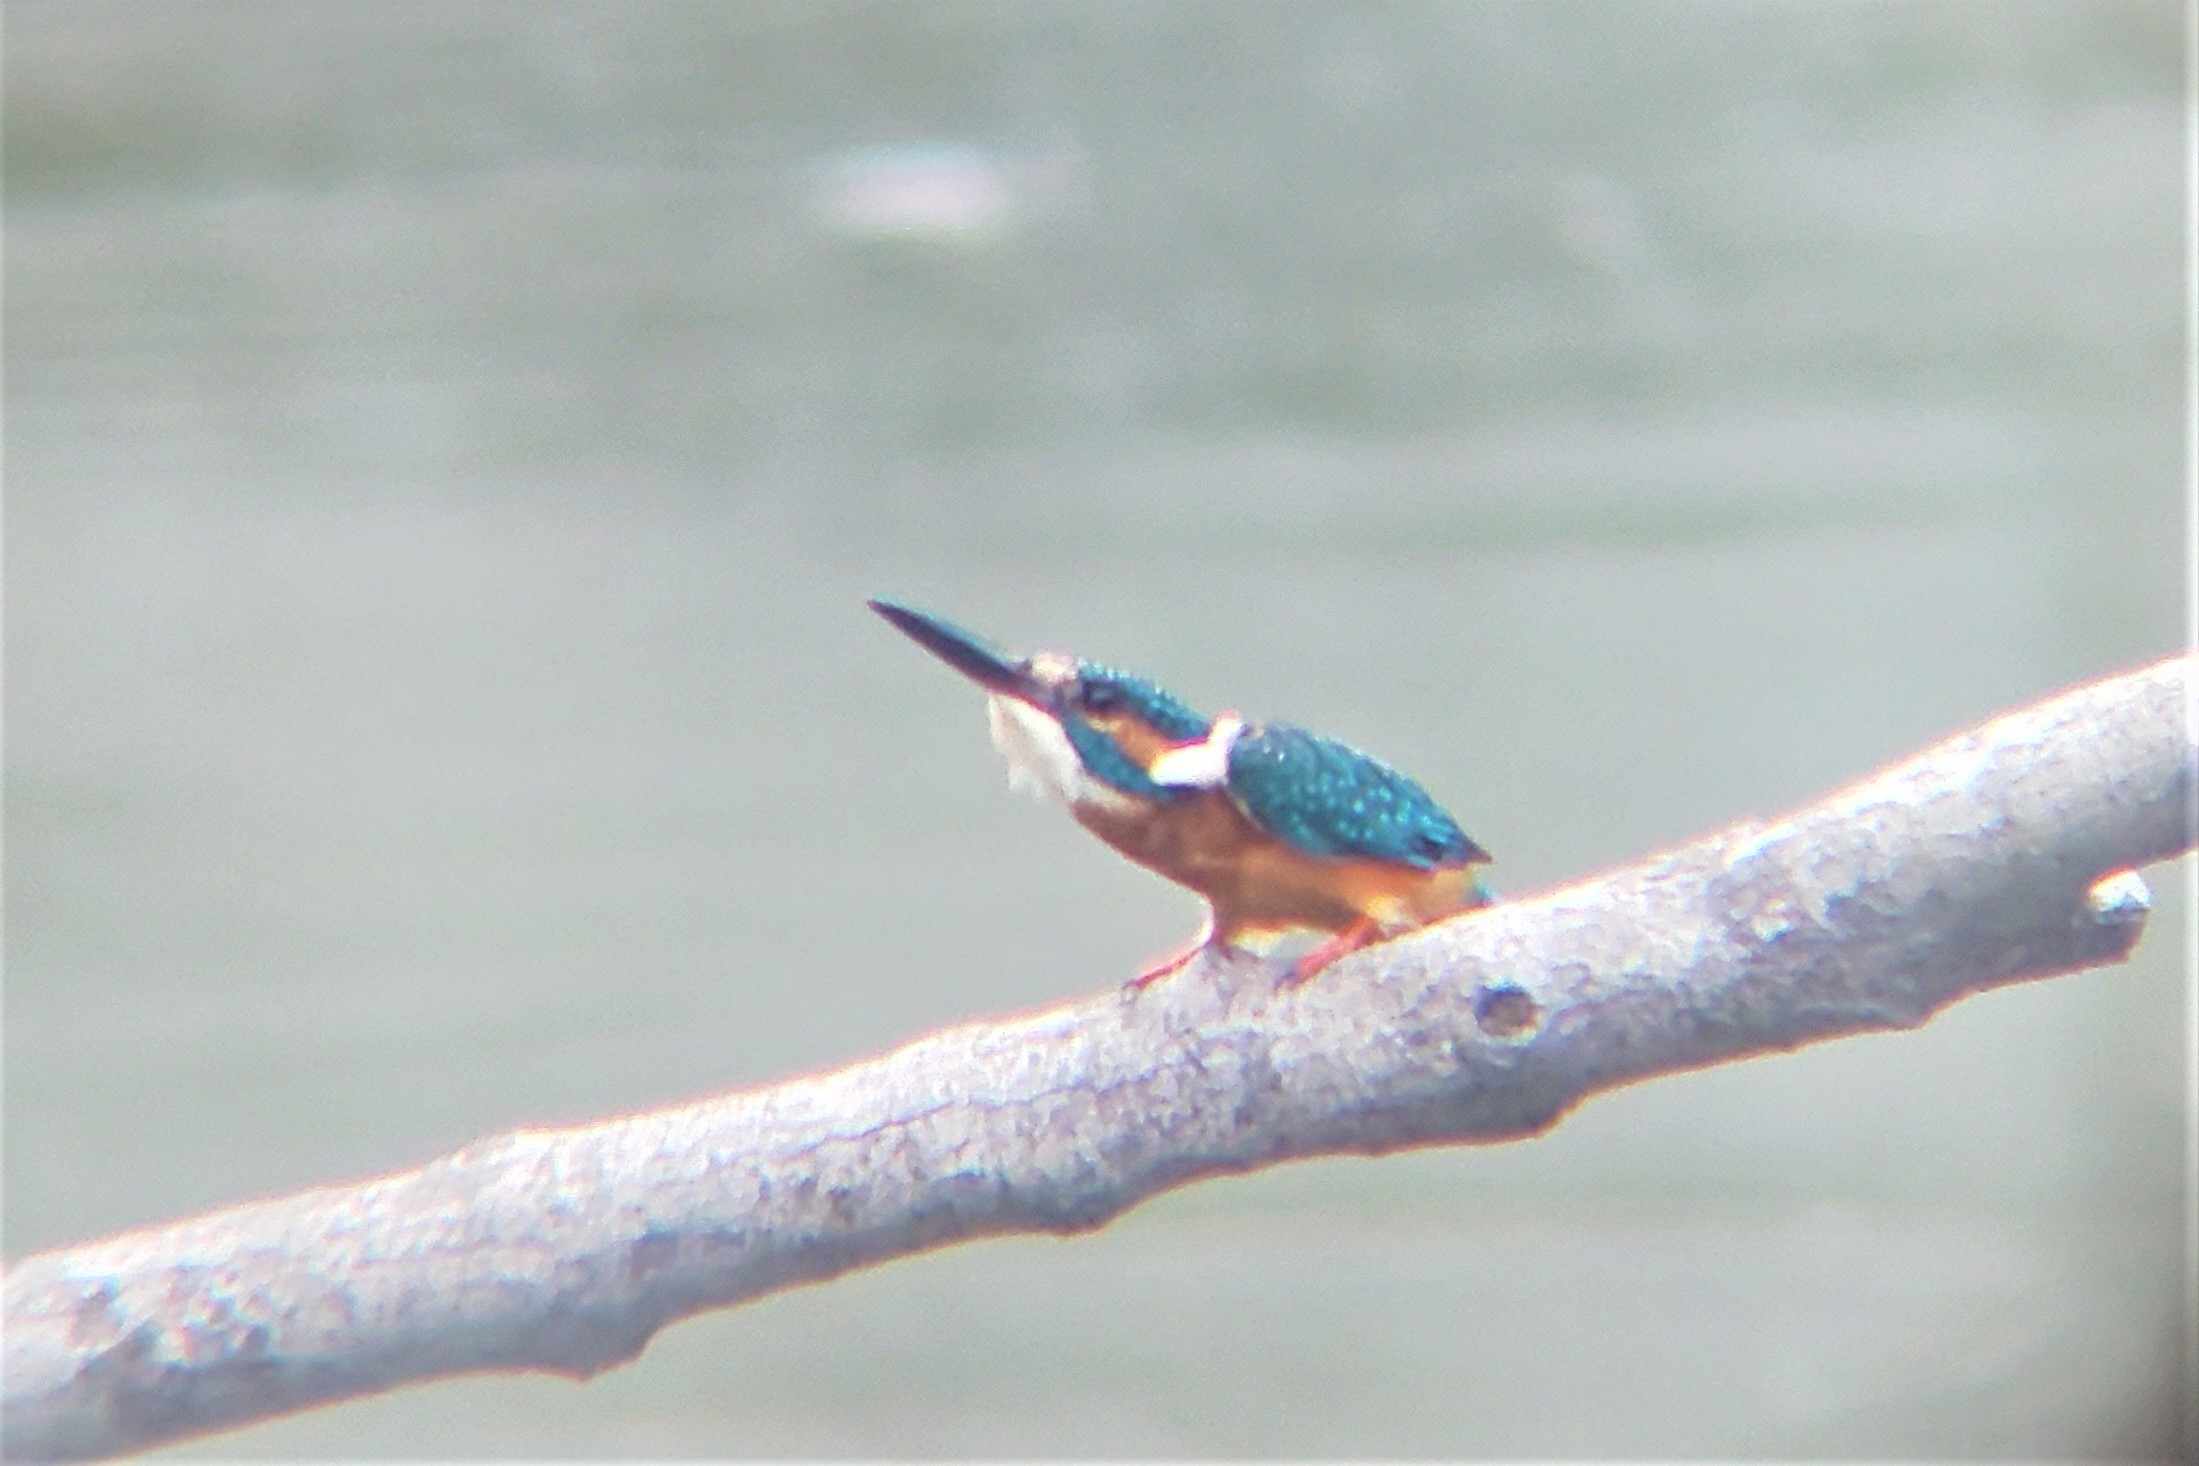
987,695 -> 1115,809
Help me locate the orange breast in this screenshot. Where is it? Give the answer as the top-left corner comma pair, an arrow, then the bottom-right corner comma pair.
1072,793 -> 1487,946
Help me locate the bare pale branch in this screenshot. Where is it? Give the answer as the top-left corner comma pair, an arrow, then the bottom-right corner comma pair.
5,655 -> 2190,1461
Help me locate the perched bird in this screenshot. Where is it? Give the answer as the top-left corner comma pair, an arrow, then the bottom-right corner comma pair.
870,600 -> 1493,985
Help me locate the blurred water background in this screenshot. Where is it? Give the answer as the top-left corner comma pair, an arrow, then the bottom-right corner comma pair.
4,0 -> 2189,1456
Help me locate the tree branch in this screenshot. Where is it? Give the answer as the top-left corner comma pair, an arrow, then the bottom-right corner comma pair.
5,656 -> 2192,1461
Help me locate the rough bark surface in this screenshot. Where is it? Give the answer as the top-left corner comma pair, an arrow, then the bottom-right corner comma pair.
5,656 -> 2192,1461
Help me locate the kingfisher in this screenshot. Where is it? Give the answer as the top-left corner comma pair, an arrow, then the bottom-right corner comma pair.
870,599 -> 1493,986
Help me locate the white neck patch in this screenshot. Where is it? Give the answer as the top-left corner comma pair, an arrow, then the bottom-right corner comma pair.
1147,712 -> 1244,789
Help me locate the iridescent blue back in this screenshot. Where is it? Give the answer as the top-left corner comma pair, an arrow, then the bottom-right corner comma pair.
1226,723 -> 1487,869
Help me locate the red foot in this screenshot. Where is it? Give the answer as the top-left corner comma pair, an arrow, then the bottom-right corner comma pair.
1126,934 -> 1211,990
1280,917 -> 1382,987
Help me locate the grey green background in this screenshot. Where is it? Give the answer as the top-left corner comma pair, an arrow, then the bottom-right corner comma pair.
4,1 -> 2188,1456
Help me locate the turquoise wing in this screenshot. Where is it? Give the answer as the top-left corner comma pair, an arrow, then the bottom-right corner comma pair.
1225,722 -> 1488,869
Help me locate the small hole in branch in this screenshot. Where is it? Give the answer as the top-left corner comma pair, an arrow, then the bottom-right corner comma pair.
1474,984 -> 1539,1040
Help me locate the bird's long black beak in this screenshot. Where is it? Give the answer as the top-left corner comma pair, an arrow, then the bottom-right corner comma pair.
869,599 -> 1043,700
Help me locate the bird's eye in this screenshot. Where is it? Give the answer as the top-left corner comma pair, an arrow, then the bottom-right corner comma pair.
1080,682 -> 1124,714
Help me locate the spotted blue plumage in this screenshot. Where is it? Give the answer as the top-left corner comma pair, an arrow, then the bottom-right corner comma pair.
1225,723 -> 1487,869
